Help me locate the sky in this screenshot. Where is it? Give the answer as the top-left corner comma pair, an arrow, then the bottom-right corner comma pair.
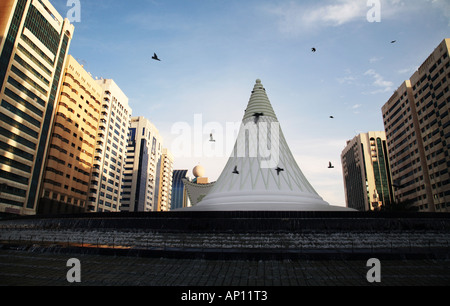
51,0 -> 449,207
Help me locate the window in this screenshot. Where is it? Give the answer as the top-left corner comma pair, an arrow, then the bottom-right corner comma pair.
1,100 -> 41,127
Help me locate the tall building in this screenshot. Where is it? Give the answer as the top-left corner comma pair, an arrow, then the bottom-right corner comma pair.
341,132 -> 394,211
0,0 -> 74,215
86,79 -> 131,212
382,38 -> 449,212
120,116 -> 162,212
155,148 -> 173,211
171,169 -> 190,210
38,55 -> 102,214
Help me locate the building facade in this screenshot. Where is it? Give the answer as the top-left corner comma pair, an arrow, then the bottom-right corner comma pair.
0,0 -> 74,215
38,55 -> 102,214
121,116 -> 162,212
155,148 -> 173,211
171,169 -> 189,210
86,79 -> 131,212
341,132 -> 394,211
381,38 -> 449,212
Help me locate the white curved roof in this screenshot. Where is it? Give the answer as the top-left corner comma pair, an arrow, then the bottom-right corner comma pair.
180,79 -> 354,212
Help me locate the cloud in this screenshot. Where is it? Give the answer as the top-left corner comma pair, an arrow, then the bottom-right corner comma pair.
369,56 -> 383,63
305,1 -> 366,26
336,76 -> 356,85
430,0 -> 450,26
336,69 -> 358,85
363,69 -> 394,94
337,68 -> 394,95
352,104 -> 362,114
397,66 -> 419,75
263,0 -> 450,36
265,0 -> 367,35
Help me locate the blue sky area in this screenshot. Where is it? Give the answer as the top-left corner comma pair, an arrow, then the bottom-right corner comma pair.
52,0 -> 449,206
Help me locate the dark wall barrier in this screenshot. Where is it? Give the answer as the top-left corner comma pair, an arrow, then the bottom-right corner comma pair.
2,211 -> 450,233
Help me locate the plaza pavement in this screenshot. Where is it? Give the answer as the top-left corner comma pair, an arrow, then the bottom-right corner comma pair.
1,248 -> 449,287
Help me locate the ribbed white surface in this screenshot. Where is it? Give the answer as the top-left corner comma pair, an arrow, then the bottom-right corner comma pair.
183,79 -> 353,211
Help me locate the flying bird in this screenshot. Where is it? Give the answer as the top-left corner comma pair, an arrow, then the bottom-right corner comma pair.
232,166 -> 239,175
209,133 -> 215,142
275,167 -> 284,176
329,116 -> 334,119
253,112 -> 264,124
152,53 -> 161,61
391,40 -> 396,44
311,47 -> 316,52
328,162 -> 334,169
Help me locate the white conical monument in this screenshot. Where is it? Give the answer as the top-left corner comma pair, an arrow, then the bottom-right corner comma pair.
184,79 -> 353,211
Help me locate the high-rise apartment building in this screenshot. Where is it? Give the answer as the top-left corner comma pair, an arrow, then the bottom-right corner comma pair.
121,116 -> 162,212
171,169 -> 190,210
155,148 -> 173,211
38,55 -> 102,214
341,132 -> 394,211
0,0 -> 73,215
86,79 -> 131,212
382,38 -> 449,212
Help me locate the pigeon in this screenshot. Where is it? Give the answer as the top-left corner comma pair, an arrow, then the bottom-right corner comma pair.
253,112 -> 264,124
209,133 -> 215,142
275,167 -> 284,176
232,166 -> 239,175
311,47 -> 316,52
152,53 -> 161,61
328,162 -> 334,169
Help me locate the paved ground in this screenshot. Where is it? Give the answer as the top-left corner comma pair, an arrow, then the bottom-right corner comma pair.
0,249 -> 449,287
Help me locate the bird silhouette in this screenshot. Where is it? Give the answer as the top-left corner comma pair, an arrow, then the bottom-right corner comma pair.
311,47 -> 316,52
232,166 -> 239,175
328,162 -> 334,169
209,133 -> 215,142
152,53 -> 161,61
391,40 -> 396,44
330,116 -> 334,119
253,112 -> 264,124
275,167 -> 284,176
